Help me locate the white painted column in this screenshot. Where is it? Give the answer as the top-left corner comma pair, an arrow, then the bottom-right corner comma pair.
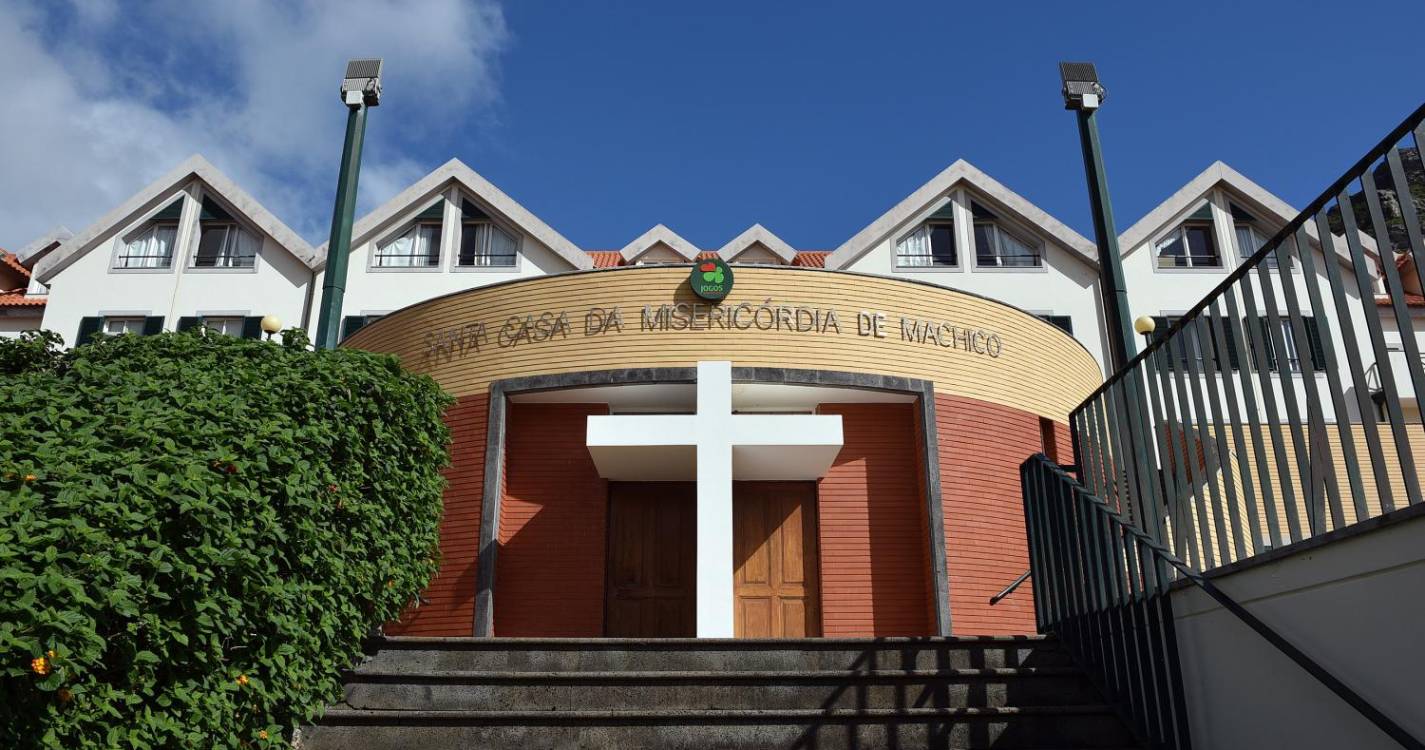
694,360 -> 736,638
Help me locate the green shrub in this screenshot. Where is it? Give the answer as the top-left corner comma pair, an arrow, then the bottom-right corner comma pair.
0,329 -> 452,749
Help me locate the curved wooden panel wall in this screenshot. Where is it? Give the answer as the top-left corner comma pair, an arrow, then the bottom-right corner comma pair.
345,266 -> 1101,421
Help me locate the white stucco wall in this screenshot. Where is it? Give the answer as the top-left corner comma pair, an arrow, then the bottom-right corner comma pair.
0,312 -> 44,338
39,182 -> 312,347
1171,506 -> 1425,749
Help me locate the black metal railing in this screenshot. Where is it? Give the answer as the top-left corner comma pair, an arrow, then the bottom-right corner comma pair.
1073,102 -> 1425,571
1022,455 -> 1423,750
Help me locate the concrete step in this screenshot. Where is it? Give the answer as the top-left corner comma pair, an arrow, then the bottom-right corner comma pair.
359,636 -> 1073,673
340,667 -> 1100,711
303,705 -> 1139,749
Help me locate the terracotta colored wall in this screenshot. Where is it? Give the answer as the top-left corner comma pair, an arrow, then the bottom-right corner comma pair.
936,393 -> 1056,635
494,403 -> 609,636
385,392 -> 488,636
816,403 -> 934,636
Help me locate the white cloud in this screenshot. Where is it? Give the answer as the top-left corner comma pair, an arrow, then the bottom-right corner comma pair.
0,0 -> 509,249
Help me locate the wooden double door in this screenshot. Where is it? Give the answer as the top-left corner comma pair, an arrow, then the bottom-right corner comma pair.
604,481 -> 820,638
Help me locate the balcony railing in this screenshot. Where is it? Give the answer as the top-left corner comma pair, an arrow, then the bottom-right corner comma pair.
1072,102 -> 1425,571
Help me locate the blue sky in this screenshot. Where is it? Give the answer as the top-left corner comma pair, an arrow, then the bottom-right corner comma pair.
3,0 -> 1423,252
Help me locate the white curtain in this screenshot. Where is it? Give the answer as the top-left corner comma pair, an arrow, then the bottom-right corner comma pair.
378,224 -> 440,267
125,225 -> 176,268
997,228 -> 1039,266
896,225 -> 932,267
1236,225 -> 1276,268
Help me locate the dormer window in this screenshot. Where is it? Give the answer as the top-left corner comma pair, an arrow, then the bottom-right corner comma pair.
972,203 -> 1042,268
116,201 -> 181,269
374,203 -> 443,268
457,200 -> 517,268
193,198 -> 258,269
1230,203 -> 1285,269
895,205 -> 957,268
1156,205 -> 1221,269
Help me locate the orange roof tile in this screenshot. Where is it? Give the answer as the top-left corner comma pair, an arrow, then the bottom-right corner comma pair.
0,293 -> 45,308
587,251 -> 623,268
792,251 -> 829,268
1,250 -> 27,277
1376,294 -> 1425,308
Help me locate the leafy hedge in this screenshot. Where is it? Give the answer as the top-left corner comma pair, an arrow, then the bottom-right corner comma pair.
0,329 -> 452,748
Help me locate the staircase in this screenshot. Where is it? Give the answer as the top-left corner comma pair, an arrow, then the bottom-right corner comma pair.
301,636 -> 1140,749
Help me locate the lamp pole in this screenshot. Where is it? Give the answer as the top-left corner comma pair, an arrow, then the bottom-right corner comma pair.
1060,62 -> 1136,372
314,59 -> 383,350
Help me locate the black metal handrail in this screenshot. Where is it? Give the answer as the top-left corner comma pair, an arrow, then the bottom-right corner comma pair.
988,569 -> 1030,605
1072,102 -> 1425,569
1022,454 -> 1423,750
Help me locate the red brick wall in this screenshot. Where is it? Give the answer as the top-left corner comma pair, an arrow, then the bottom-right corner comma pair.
385,392 -> 489,636
935,394 -> 1061,635
494,403 -> 609,636
816,403 -> 934,636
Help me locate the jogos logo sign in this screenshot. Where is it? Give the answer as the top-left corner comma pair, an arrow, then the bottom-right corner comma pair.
689,257 -> 734,301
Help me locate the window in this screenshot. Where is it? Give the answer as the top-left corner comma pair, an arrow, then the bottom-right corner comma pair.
375,202 -> 443,268
1229,205 -> 1285,270
457,200 -> 517,267
103,317 -> 146,336
1037,314 -> 1074,335
1150,315 -> 1241,371
1156,206 -> 1221,268
192,198 -> 259,269
973,204 -> 1041,267
116,201 -> 182,269
203,316 -> 245,337
1253,316 -> 1326,373
341,314 -> 385,340
896,221 -> 956,268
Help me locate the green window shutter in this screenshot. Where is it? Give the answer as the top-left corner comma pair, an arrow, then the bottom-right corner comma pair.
142,316 -> 165,336
241,317 -> 264,339
341,315 -> 367,341
1305,317 -> 1327,370
76,317 -> 102,346
1215,316 -> 1241,371
176,316 -> 202,332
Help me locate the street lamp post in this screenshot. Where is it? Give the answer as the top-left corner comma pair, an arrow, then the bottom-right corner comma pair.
313,59 -> 383,351
1060,62 -> 1137,373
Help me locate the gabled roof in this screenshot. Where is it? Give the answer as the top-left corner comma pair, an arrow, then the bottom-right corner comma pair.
0,250 -> 44,309
35,155 -> 317,283
587,250 -> 623,268
716,224 -> 797,264
14,226 -> 71,268
1116,161 -> 1377,263
318,158 -> 590,272
618,224 -> 700,264
825,159 -> 1098,270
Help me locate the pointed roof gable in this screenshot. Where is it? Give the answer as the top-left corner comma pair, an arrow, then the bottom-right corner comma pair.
318,158 -> 590,271
34,156 -> 317,283
716,224 -> 797,264
1117,160 -> 1377,265
618,224 -> 700,263
825,159 -> 1098,270
14,226 -> 72,268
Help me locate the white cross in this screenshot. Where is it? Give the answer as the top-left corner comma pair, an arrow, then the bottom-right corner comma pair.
586,361 -> 844,637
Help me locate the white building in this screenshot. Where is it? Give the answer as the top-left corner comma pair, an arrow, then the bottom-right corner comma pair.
12,153 -> 1419,406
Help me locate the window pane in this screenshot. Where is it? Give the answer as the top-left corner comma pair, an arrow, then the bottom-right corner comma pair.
377,223 -> 441,267
929,223 -> 956,266
103,317 -> 144,335
1156,231 -> 1187,268
120,224 -> 176,268
488,225 -> 517,265
458,222 -> 518,267
895,225 -> 931,267
1184,225 -> 1220,266
974,224 -> 996,266
996,227 -> 1041,267
204,317 -> 244,337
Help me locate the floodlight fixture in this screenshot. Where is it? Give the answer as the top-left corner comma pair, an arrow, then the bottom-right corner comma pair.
341,58 -> 383,107
1059,61 -> 1106,111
